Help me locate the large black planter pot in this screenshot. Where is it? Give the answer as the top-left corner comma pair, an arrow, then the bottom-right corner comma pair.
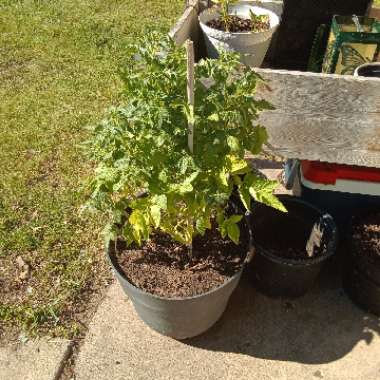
343,265 -> 380,316
248,195 -> 338,298
107,240 -> 245,340
350,242 -> 380,286
343,214 -> 380,316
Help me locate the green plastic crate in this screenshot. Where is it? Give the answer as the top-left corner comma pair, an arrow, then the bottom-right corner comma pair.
322,15 -> 380,75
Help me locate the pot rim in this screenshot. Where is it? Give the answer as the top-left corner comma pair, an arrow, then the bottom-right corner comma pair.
354,62 -> 380,76
106,238 -> 246,302
199,6 -> 279,36
250,195 -> 338,267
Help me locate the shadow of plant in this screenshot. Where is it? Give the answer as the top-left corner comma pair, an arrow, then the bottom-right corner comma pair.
185,261 -> 380,365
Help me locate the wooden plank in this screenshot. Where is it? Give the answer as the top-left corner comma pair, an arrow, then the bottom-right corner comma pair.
260,113 -> 380,168
170,0 -> 380,168
256,68 -> 380,114
186,40 -> 195,153
255,69 -> 380,167
169,1 -> 201,47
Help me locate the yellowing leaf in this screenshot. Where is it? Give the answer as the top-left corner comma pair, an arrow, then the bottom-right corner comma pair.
239,186 -> 251,211
129,210 -> 149,243
150,205 -> 161,227
249,177 -> 287,212
227,135 -> 240,152
227,155 -> 250,175
153,194 -> 167,210
208,113 -> 220,122
219,169 -> 229,186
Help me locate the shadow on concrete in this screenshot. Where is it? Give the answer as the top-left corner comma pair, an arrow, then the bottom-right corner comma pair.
185,262 -> 380,365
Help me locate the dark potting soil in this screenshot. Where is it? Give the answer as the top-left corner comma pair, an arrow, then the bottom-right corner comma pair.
115,227 -> 246,298
207,15 -> 270,33
352,212 -> 380,265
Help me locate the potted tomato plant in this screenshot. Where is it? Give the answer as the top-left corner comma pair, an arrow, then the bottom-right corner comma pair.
199,0 -> 280,67
85,32 -> 282,339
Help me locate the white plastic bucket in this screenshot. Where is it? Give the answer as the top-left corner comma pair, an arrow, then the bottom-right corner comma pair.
199,5 -> 279,67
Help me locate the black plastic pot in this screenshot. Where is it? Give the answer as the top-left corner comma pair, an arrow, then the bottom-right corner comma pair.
248,195 -> 338,298
107,201 -> 251,340
343,265 -> 380,316
342,213 -> 380,316
107,242 -> 244,339
350,242 -> 380,286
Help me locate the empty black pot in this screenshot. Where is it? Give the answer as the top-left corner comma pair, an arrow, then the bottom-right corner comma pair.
248,195 -> 338,298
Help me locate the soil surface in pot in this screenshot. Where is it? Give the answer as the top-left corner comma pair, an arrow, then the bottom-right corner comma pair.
207,15 -> 270,33
115,227 -> 246,298
352,212 -> 380,265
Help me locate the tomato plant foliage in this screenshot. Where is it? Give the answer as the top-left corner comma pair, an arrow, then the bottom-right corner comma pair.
86,32 -> 284,246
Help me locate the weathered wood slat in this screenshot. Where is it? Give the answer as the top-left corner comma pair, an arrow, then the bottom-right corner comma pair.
256,68 -> 380,167
260,113 -> 380,167
169,1 -> 202,47
170,0 -> 380,168
256,68 -> 380,115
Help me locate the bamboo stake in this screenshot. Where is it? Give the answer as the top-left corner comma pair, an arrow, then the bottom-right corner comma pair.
186,39 -> 194,154
186,39 -> 195,259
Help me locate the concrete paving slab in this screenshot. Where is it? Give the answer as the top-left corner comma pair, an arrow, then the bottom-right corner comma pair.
75,269 -> 380,380
0,338 -> 72,380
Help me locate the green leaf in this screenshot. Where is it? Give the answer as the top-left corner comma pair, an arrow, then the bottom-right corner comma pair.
129,210 -> 149,244
159,171 -> 168,183
239,186 -> 251,211
195,215 -> 211,235
249,177 -> 287,212
250,125 -> 268,155
178,182 -> 193,194
85,32 -> 272,248
153,194 -> 167,210
150,205 -> 161,227
103,223 -> 117,244
227,156 -> 250,175
208,113 -> 220,122
219,169 -> 229,187
227,223 -> 240,244
227,135 -> 240,152
227,214 -> 243,224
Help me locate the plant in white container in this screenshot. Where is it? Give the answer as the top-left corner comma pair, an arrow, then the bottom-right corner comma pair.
199,0 -> 280,67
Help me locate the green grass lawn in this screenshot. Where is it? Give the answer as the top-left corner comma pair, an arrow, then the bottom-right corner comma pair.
0,0 -> 183,338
